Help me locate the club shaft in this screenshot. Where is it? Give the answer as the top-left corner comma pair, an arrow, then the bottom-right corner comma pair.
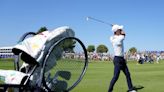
87,17 -> 112,26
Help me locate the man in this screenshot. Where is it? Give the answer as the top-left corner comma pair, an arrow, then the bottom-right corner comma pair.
108,24 -> 136,92
136,53 -> 144,64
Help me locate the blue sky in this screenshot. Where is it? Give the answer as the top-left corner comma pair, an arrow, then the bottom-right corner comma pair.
0,0 -> 164,53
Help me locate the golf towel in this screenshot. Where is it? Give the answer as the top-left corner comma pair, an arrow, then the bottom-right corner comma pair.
0,70 -> 27,84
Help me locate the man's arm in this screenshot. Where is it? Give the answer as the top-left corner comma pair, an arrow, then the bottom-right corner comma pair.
121,30 -> 126,36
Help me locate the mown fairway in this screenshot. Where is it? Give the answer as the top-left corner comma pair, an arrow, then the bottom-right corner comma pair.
72,61 -> 164,92
0,60 -> 164,92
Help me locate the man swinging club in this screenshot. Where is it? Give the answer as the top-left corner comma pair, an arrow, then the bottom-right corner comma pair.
108,24 -> 136,92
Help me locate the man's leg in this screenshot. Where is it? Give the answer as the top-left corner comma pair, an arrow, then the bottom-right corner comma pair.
122,65 -> 133,90
108,65 -> 121,92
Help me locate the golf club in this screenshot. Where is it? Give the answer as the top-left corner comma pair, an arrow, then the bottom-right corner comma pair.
86,16 -> 113,27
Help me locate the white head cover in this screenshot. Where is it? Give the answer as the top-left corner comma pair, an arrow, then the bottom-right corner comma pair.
112,24 -> 124,32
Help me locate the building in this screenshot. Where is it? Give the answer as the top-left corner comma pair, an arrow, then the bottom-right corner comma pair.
0,46 -> 15,58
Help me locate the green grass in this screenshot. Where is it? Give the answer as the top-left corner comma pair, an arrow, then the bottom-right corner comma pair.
0,59 -> 164,92
0,60 -> 14,70
72,61 -> 164,92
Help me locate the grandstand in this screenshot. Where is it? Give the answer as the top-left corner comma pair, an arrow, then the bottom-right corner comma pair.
0,46 -> 15,58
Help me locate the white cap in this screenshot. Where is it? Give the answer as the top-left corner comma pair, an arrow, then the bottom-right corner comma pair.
112,24 -> 124,32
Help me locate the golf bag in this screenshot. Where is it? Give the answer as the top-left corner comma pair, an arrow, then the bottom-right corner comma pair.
0,26 -> 88,92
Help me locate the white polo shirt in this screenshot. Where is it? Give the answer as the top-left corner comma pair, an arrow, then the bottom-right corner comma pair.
110,35 -> 125,57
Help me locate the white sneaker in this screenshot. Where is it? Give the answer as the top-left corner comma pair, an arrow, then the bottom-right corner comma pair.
129,90 -> 137,92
